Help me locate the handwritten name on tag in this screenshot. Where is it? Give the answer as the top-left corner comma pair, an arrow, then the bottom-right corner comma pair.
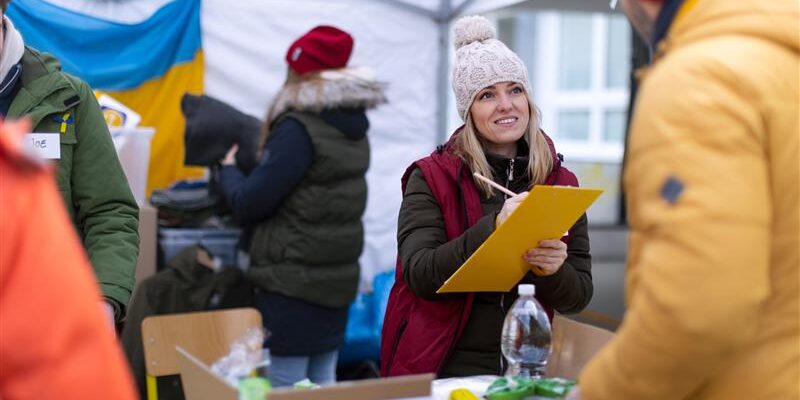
24,133 -> 61,159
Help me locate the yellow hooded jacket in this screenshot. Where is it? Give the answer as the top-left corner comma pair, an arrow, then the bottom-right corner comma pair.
580,0 -> 799,399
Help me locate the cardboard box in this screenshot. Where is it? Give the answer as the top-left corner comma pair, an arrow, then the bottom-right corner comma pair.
134,204 -> 157,285
175,346 -> 433,400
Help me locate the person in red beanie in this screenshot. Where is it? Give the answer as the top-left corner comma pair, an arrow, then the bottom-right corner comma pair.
0,118 -> 137,400
217,25 -> 386,387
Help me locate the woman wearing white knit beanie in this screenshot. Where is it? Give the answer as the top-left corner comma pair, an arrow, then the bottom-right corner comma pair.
381,16 -> 594,377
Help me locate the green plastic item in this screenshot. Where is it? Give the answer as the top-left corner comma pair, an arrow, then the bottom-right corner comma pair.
534,378 -> 577,398
485,377 -> 538,400
293,378 -> 320,390
484,377 -> 578,400
238,377 -> 271,400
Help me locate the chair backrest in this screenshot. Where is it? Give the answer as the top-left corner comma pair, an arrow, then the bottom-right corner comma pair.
141,308 -> 262,376
546,315 -> 615,379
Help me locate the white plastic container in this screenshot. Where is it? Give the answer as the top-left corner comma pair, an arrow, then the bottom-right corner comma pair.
111,127 -> 155,205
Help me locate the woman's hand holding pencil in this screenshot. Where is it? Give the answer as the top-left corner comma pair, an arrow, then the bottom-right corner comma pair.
473,172 -> 529,226
496,191 -> 528,225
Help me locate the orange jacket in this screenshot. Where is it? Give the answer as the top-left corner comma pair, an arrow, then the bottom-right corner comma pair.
0,120 -> 136,400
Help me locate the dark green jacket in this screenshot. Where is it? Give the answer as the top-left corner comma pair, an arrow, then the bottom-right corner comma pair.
9,48 -> 139,319
247,111 -> 368,308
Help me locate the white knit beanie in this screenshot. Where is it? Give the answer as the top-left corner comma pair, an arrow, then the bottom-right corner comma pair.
451,15 -> 532,121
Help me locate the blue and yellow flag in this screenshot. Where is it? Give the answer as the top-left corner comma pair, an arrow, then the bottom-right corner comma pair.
8,0 -> 205,194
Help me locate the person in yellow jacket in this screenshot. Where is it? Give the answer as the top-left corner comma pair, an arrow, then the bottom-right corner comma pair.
568,0 -> 799,399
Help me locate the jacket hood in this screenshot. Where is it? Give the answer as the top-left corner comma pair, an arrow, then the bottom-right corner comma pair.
664,0 -> 799,58
19,47 -> 66,88
269,67 -> 387,121
25,47 -> 61,74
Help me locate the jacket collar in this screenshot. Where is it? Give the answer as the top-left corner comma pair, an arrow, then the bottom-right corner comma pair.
0,63 -> 22,100
652,0 -> 687,48
438,127 -> 563,184
269,68 -> 386,120
636,0 -> 700,82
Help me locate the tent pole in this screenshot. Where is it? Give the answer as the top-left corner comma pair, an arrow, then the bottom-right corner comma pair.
435,0 -> 452,145
375,0 -> 477,144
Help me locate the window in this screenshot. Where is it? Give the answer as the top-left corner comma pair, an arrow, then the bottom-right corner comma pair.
558,110 -> 591,141
606,16 -> 631,89
603,110 -> 626,143
559,14 -> 593,90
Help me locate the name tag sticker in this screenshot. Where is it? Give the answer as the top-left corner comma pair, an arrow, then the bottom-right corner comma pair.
24,133 -> 60,159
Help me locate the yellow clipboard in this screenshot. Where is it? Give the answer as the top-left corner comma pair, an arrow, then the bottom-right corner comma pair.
437,185 -> 603,293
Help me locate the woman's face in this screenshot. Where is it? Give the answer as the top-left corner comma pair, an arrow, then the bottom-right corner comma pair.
469,81 -> 530,157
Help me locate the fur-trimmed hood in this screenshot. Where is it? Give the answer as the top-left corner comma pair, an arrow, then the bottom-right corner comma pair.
269,67 -> 387,118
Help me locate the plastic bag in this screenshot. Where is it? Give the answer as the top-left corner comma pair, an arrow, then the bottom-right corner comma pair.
210,327 -> 269,386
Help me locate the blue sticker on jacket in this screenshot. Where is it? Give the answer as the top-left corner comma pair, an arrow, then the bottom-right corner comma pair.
661,176 -> 684,205
52,114 -> 75,124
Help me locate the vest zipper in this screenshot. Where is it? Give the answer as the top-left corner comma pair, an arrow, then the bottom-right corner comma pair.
505,158 -> 515,198
500,158 -> 514,373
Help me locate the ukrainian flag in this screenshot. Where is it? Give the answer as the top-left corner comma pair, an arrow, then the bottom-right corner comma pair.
8,0 -> 205,194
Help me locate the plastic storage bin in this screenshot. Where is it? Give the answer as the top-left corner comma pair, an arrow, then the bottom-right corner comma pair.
159,228 -> 241,268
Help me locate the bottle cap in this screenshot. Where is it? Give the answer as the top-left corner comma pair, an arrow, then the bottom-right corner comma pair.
518,284 -> 535,296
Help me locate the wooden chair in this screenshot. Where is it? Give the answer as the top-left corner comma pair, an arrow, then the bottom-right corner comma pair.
546,314 -> 615,379
141,308 -> 262,400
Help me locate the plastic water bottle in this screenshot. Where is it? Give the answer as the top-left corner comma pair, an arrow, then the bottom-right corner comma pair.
501,284 -> 552,378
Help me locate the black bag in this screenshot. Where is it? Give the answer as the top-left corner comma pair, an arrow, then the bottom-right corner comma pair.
181,93 -> 261,174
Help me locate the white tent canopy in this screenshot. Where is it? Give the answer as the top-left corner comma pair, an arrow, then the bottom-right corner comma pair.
43,0 -> 528,289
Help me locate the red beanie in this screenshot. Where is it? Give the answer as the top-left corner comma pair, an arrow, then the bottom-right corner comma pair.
286,26 -> 354,75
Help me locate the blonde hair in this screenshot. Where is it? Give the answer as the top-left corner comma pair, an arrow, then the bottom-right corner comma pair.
257,70 -> 327,153
455,99 -> 553,198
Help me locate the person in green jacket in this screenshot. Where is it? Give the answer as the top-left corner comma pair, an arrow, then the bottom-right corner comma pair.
0,3 -> 139,326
